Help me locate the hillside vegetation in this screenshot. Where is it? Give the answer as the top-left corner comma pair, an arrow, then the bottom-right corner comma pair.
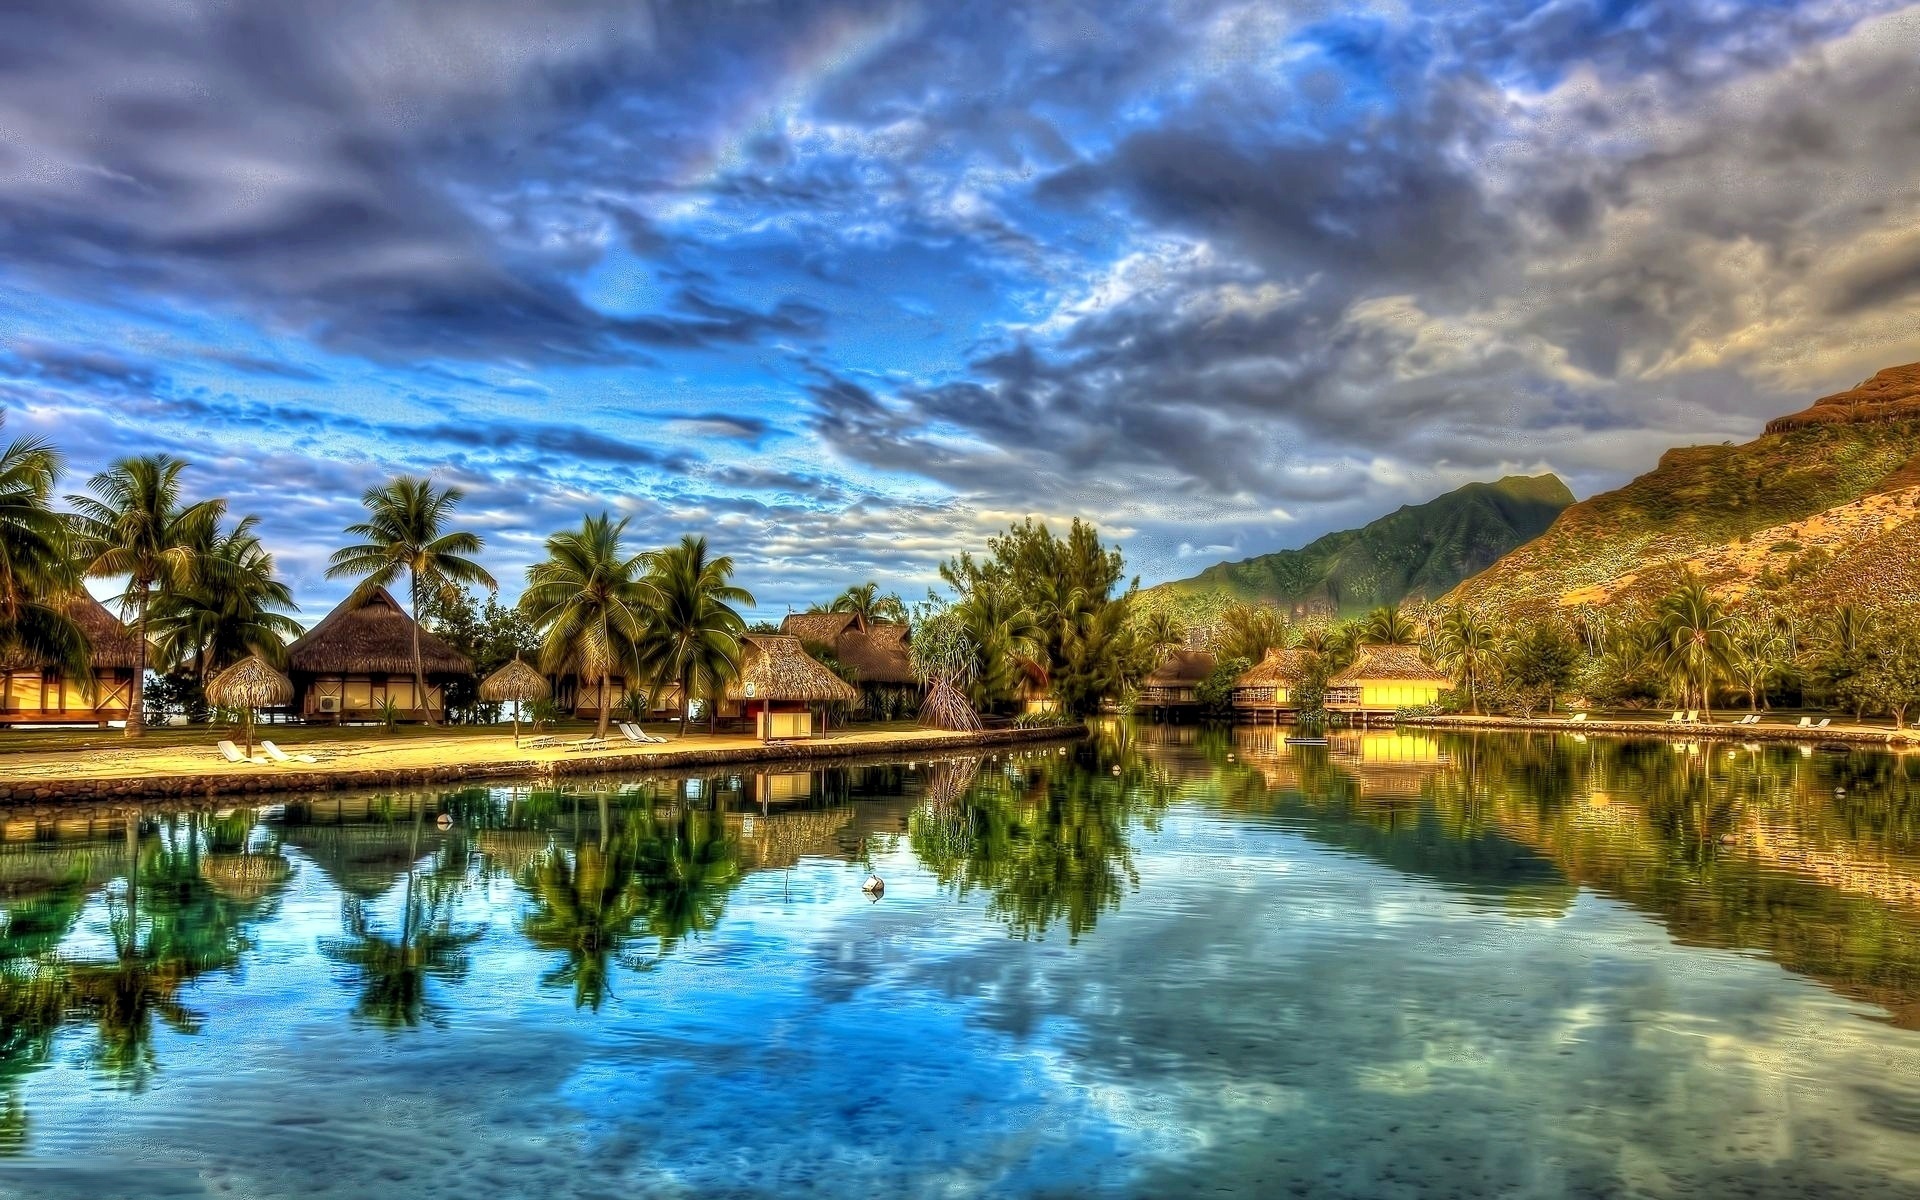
1448,364 -> 1920,616
1152,474 -> 1572,620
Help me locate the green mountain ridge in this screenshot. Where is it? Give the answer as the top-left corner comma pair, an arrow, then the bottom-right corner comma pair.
1153,474 -> 1574,618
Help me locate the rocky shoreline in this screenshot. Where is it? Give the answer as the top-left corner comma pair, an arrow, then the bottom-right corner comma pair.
1401,713 -> 1920,748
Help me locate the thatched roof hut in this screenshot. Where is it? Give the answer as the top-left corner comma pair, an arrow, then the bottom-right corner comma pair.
480,658 -> 549,703
1236,648 -> 1313,689
288,587 -> 470,677
725,635 -> 858,704
779,611 -> 913,685
1328,645 -> 1448,686
1144,648 -> 1218,689
207,655 -> 293,709
0,592 -> 143,672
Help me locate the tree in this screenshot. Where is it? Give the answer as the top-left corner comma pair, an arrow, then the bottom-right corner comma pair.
327,477 -> 495,727
952,582 -> 1043,711
149,514 -> 302,678
1438,608 -> 1495,715
1359,603 -> 1417,646
1855,613 -> 1920,729
1195,656 -> 1251,720
425,586 -> 539,724
635,536 -> 753,737
1726,614 -> 1787,712
825,581 -> 906,624
519,514 -> 654,739
67,456 -> 226,737
0,419 -> 88,680
1654,578 -> 1734,718
1499,621 -> 1579,717
1807,605 -> 1874,717
1215,603 -> 1289,664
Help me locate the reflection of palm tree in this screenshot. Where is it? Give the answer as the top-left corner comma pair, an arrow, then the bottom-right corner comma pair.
632,807 -> 741,950
520,819 -> 647,1010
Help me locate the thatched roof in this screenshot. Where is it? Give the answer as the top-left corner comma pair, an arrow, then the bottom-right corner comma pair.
725,634 -> 858,703
288,586 -> 471,677
0,591 -> 143,672
779,611 -> 914,684
1144,648 -> 1217,687
1329,644 -> 1448,685
480,657 -> 550,702
1236,648 -> 1313,689
207,654 -> 293,707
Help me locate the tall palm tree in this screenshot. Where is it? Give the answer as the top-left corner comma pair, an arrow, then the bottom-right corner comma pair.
825,581 -> 906,624
954,583 -> 1043,710
327,477 -> 495,727
519,513 -> 654,739
1358,603 -> 1417,646
150,515 -> 303,677
635,536 -> 754,737
0,419 -> 88,679
67,456 -> 227,737
1726,614 -> 1785,712
1438,607 -> 1495,715
1656,579 -> 1734,718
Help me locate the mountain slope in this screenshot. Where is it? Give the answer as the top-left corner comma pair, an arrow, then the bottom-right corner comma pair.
1448,363 -> 1920,616
1156,474 -> 1573,618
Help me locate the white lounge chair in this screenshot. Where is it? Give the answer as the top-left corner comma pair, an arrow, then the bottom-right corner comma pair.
1797,716 -> 1814,728
217,740 -> 266,765
260,740 -> 319,765
1569,713 -> 1588,723
1668,711 -> 1685,724
1685,710 -> 1700,724
620,722 -> 666,745
1814,718 -> 1832,729
566,735 -> 612,752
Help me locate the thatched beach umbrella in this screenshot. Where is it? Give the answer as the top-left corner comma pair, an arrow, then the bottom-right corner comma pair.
206,654 -> 293,757
481,656 -> 550,746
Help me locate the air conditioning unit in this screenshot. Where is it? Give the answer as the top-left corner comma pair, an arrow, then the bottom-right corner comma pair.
317,696 -> 341,713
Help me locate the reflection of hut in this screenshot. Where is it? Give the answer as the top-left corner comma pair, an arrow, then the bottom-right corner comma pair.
199,852 -> 293,902
288,587 -> 471,723
281,823 -> 438,899
780,612 -> 915,715
0,594 -> 142,727
1232,648 -> 1313,722
724,635 -> 858,740
752,772 -> 814,803
1139,649 -> 1217,720
1324,646 -> 1448,721
729,806 -> 855,870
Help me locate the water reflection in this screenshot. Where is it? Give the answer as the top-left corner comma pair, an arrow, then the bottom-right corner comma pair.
7,733 -> 1920,1193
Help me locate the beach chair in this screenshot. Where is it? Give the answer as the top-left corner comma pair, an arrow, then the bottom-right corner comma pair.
1668,711 -> 1684,723
1814,718 -> 1832,729
1796,716 -> 1814,728
1685,710 -> 1700,724
1569,713 -> 1588,723
619,722 -> 665,745
260,740 -> 319,765
566,735 -> 612,752
217,740 -> 266,765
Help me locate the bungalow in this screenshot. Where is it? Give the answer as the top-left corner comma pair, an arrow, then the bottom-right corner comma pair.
1323,645 -> 1449,721
1138,648 -> 1217,719
0,594 -> 141,727
724,634 -> 858,741
287,587 -> 472,723
1232,648 -> 1314,722
779,611 -> 915,717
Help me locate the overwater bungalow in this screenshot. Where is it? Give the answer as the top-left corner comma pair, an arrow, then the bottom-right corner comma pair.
1232,647 -> 1313,723
1323,645 -> 1449,722
287,587 -> 472,723
1139,648 -> 1216,720
723,633 -> 857,741
779,611 -> 915,714
0,594 -> 141,727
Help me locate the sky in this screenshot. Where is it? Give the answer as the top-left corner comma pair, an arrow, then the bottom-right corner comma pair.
2,0 -> 1919,624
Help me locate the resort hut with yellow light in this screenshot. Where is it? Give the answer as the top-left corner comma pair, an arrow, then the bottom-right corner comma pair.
1324,645 -> 1449,722
1138,648 -> 1216,720
724,634 -> 857,741
287,587 -> 472,723
1232,648 -> 1313,722
0,594 -> 142,727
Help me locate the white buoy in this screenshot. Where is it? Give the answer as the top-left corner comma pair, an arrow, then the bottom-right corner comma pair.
862,875 -> 885,897
436,813 -> 453,830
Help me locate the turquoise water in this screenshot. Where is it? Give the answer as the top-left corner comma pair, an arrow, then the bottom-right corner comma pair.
7,725 -> 1920,1197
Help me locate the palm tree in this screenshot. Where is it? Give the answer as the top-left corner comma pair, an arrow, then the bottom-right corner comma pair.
1727,614 -> 1785,712
519,513 -> 654,739
1655,578 -> 1734,718
0,419 -> 88,679
635,536 -> 754,737
826,581 -> 906,624
67,456 -> 227,737
327,477 -> 495,727
1358,603 -> 1417,646
954,583 -> 1044,710
1438,608 -> 1495,715
150,515 -> 303,677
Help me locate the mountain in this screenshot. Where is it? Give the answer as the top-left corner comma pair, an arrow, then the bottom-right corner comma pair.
1447,363 -> 1920,616
1153,474 -> 1574,618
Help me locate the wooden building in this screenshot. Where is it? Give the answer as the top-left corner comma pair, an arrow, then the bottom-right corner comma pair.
1323,645 -> 1449,721
779,611 -> 914,716
287,587 -> 472,723
1138,648 -> 1217,720
1232,648 -> 1313,722
724,634 -> 858,741
0,594 -> 142,727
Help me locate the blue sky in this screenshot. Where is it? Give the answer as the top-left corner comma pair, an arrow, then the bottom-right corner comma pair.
2,0 -> 1919,623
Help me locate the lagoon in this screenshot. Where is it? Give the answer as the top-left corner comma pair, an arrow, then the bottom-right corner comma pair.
6,725 -> 1920,1197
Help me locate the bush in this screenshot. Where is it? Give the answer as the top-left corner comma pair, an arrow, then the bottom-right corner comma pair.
1769,540 -> 1801,554
1394,703 -> 1442,720
1014,710 -> 1079,729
